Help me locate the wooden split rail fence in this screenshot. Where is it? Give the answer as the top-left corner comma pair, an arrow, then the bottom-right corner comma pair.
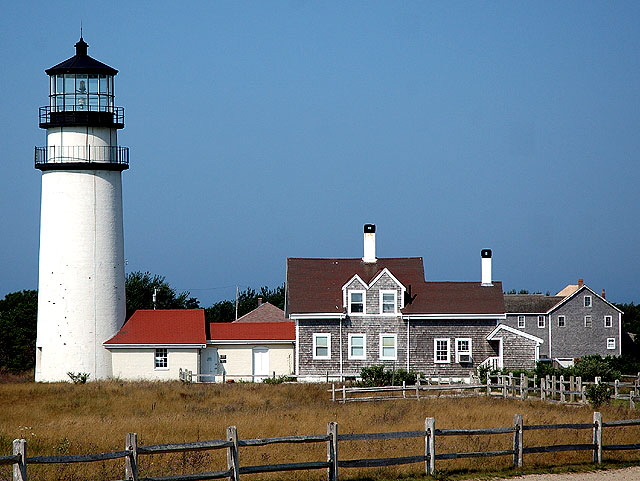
331,373 -> 640,407
2,413 -> 640,481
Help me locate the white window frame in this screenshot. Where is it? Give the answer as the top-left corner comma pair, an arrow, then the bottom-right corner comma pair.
584,295 -> 592,308
607,338 -> 616,350
604,316 -> 612,328
434,338 -> 450,364
517,316 -> 525,328
154,348 -> 168,370
379,290 -> 397,315
538,315 -> 545,328
313,333 -> 331,360
379,334 -> 397,360
584,316 -> 592,328
348,333 -> 366,360
348,290 -> 366,315
455,338 -> 472,363
558,315 -> 566,327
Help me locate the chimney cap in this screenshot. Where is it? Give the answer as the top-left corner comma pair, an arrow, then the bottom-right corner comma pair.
481,249 -> 492,258
364,224 -> 376,233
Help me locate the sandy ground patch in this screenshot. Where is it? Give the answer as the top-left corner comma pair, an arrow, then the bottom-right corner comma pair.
496,466 -> 640,480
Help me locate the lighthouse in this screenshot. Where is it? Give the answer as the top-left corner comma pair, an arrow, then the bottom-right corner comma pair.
34,37 -> 128,382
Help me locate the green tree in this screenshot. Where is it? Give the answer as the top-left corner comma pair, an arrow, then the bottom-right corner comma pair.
125,271 -> 199,319
205,284 -> 285,323
0,290 -> 38,372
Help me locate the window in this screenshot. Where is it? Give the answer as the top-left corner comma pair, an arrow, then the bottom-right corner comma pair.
604,316 -> 612,328
517,316 -> 525,328
434,338 -> 450,363
313,334 -> 331,360
584,296 -> 592,308
380,291 -> 397,314
349,291 -> 365,314
154,348 -> 168,369
538,315 -> 545,328
584,316 -> 592,328
607,338 -> 616,350
379,334 -> 397,360
348,334 -> 366,360
558,316 -> 566,327
455,338 -> 472,363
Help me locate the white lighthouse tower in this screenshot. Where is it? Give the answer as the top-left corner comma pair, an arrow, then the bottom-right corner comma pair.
34,37 -> 128,382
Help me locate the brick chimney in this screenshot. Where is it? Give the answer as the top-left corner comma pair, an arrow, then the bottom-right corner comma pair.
601,289 -> 606,299
257,297 -> 263,307
578,278 -> 584,288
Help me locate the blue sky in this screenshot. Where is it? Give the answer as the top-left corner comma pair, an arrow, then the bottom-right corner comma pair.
2,1 -> 639,306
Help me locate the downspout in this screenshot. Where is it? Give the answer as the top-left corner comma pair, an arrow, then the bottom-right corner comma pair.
548,313 -> 552,361
339,316 -> 343,381
406,317 -> 410,371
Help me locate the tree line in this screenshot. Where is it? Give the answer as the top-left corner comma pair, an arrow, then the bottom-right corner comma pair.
0,276 -> 637,375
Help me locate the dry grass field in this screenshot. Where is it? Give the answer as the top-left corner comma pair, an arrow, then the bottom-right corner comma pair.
1,380 -> 639,481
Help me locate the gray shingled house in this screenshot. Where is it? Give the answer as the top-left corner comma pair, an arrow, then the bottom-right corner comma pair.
504,280 -> 622,367
285,225 -> 545,381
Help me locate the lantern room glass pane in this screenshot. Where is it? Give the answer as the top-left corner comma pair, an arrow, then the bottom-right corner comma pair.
88,75 -> 99,94
56,75 -> 64,94
99,75 -> 107,93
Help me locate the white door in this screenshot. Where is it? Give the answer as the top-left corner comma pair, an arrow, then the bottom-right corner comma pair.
200,347 -> 219,382
253,347 -> 269,381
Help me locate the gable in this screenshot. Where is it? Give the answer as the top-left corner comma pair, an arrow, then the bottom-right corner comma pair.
286,257 -> 426,315
487,324 -> 544,344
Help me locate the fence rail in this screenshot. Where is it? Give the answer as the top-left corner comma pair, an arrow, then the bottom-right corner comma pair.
5,413 -> 640,481
330,373 -> 640,407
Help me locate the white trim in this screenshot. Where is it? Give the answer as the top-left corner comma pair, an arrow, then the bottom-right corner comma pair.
379,333 -> 397,360
379,290 -> 398,315
486,324 -> 544,344
584,295 -> 592,308
537,315 -> 545,329
517,315 -> 525,328
295,321 -> 300,377
604,315 -> 612,328
313,333 -> 331,360
105,343 -> 206,349
207,340 -> 295,345
584,315 -> 592,328
557,315 -> 566,327
341,274 -> 367,293
434,338 -> 450,364
290,313 -> 346,320
403,314 -> 507,321
348,289 -> 366,315
348,333 -> 367,360
455,338 -> 472,363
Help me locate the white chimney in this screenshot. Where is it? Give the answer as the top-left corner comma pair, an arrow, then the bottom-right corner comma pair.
362,224 -> 377,263
481,249 -> 493,286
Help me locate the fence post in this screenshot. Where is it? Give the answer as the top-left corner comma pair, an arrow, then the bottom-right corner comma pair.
327,422 -> 338,481
486,373 -> 491,396
331,384 -> 335,403
425,417 -> 436,476
519,374 -> 525,399
342,385 -> 346,404
513,414 -> 523,468
403,380 -> 406,399
560,375 -> 565,403
577,376 -> 585,403
12,439 -> 26,481
125,433 -> 138,481
614,379 -> 619,399
540,377 -> 546,401
502,374 -> 508,398
570,376 -> 575,403
630,390 -> 636,410
592,412 -> 602,464
227,426 -> 240,481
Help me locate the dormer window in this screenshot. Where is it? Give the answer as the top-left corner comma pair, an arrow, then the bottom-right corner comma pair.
380,290 -> 397,314
349,291 -> 365,314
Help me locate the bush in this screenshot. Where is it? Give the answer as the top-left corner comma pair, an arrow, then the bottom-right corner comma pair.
262,375 -> 296,384
359,365 -> 417,387
67,372 -> 90,384
585,382 -> 613,408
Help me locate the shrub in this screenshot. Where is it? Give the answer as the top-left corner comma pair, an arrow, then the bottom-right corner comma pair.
67,372 -> 90,384
585,382 -> 613,408
262,375 -> 296,384
359,365 -> 417,387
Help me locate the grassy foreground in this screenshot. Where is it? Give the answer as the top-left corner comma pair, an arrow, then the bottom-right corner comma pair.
0,380 -> 639,481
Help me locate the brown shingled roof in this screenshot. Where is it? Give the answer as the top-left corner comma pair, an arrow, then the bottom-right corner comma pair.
404,282 -> 505,315
286,257 -> 426,315
234,302 -> 286,322
286,257 -> 505,316
504,295 -> 564,313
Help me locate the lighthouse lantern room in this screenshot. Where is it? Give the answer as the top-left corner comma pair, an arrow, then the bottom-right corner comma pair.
35,37 -> 129,382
